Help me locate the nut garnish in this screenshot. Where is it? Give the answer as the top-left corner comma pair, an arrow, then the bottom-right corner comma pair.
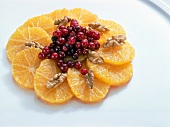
25,41 -> 44,50
85,69 -> 94,89
103,35 -> 126,48
46,73 -> 67,88
88,50 -> 104,64
54,16 -> 71,26
88,22 -> 110,32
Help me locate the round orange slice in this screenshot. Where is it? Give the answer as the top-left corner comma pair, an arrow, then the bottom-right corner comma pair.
6,27 -> 51,62
97,19 -> 126,45
67,68 -> 110,103
98,41 -> 135,65
86,59 -> 133,86
18,15 -> 56,36
69,8 -> 98,26
34,59 -> 73,104
12,48 -> 42,89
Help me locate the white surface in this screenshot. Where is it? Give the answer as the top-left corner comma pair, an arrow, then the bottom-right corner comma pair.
0,0 -> 170,126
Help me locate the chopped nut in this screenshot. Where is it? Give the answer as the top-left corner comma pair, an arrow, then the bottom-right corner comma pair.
85,69 -> 94,89
54,16 -> 71,27
25,41 -> 44,49
88,22 -> 110,32
103,35 -> 126,48
46,73 -> 67,88
88,50 -> 104,64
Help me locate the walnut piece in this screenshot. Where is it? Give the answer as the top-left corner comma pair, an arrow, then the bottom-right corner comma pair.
88,50 -> 104,64
103,35 -> 126,48
85,69 -> 94,89
54,16 -> 71,27
25,41 -> 44,49
88,22 -> 110,32
46,73 -> 67,88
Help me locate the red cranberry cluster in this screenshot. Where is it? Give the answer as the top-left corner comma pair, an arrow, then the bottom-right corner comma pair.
38,19 -> 100,75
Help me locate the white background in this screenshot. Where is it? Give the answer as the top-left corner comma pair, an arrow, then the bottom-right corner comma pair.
0,0 -> 170,126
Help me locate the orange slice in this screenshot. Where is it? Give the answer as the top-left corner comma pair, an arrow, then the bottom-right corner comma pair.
98,19 -> 126,45
86,60 -> 133,86
18,16 -> 56,36
98,42 -> 135,65
6,27 -> 51,62
69,8 -> 98,26
34,59 -> 73,104
67,68 -> 110,103
12,48 -> 42,89
44,8 -> 69,21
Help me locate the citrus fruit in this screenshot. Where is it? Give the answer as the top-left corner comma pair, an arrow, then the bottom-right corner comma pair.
6,27 -> 51,62
12,48 -> 42,89
97,19 -> 126,45
98,41 -> 135,65
18,15 -> 56,36
34,59 -> 73,104
69,8 -> 98,26
86,59 -> 133,86
45,8 -> 69,21
67,68 -> 110,103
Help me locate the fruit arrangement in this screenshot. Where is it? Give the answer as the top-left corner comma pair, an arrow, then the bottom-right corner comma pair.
6,8 -> 135,104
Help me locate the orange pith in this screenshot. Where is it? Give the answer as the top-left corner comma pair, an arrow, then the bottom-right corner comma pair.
6,27 -> 51,62
12,48 -> 42,89
86,60 -> 133,86
34,59 -> 73,104
67,68 -> 110,103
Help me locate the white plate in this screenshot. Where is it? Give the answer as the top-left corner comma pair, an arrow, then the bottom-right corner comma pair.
0,0 -> 170,126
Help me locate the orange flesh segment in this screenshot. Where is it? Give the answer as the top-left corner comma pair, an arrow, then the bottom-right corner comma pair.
67,68 -> 110,103
98,42 -> 135,65
86,60 -> 133,86
34,59 -> 73,104
12,48 -> 42,89
6,27 -> 51,62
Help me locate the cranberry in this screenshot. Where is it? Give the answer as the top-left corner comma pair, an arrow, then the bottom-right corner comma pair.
45,54 -> 51,59
62,45 -> 68,52
38,52 -> 45,59
49,43 -> 55,49
77,32 -> 84,40
69,31 -> 76,37
60,64 -> 68,73
57,59 -> 64,66
75,42 -> 81,49
61,28 -> 69,37
92,31 -> 100,40
94,41 -> 100,50
42,46 -> 50,55
80,68 -> 88,75
81,39 -> 88,48
72,53 -> 79,60
68,37 -> 76,45
58,37 -> 66,45
67,26 -> 73,32
53,30 -> 62,38
70,19 -> 79,27
76,49 -> 82,55
87,37 -> 94,42
67,60 -> 74,68
81,26 -> 86,33
82,49 -> 88,55
86,30 -> 95,37
74,26 -> 81,32
59,51 -> 66,58
51,52 -> 58,60
88,42 -> 95,50
74,61 -> 82,69
54,45 -> 61,53
59,25 -> 66,30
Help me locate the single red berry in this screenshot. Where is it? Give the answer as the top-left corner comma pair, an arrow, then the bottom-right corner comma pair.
51,52 -> 58,60
58,37 -> 66,45
77,32 -> 84,40
86,30 -> 95,37
82,49 -> 88,55
81,26 -> 86,33
70,19 -> 79,27
92,31 -> 100,40
80,68 -> 88,75
62,45 -> 68,52
38,52 -> 45,59
49,43 -> 55,49
75,42 -> 81,49
69,31 -> 76,37
76,49 -> 82,55
94,41 -> 100,50
54,45 -> 61,53
59,25 -> 66,30
72,53 -> 79,60
60,64 -> 68,73
67,26 -> 73,32
74,61 -> 82,69
67,60 -> 74,68
42,46 -> 50,55
53,30 -> 62,38
81,39 -> 88,48
88,42 -> 95,50
57,59 -> 64,66
59,51 -> 66,58
74,25 -> 81,32
61,28 -> 69,37
68,36 -> 76,45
